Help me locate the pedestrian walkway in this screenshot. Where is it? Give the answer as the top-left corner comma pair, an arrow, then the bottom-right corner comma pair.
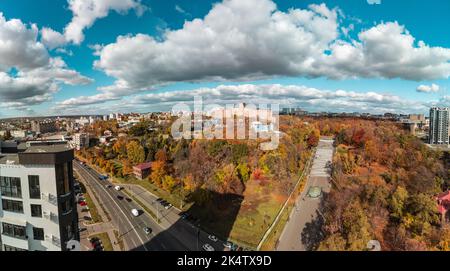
276,138 -> 334,251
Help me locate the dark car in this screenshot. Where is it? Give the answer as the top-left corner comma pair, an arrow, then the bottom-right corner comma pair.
125,198 -> 132,202
156,198 -> 163,202
117,195 -> 124,200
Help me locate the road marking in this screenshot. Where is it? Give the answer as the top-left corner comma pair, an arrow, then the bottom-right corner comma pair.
75,162 -> 149,251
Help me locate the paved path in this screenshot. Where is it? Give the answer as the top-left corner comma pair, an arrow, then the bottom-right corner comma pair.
276,138 -> 334,251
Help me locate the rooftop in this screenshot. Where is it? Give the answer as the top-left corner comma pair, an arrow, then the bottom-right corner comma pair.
133,162 -> 153,170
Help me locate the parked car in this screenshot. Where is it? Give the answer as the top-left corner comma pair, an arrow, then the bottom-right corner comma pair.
164,204 -> 172,210
79,201 -> 87,207
117,195 -> 124,200
208,235 -> 218,242
114,186 -> 122,191
143,227 -> 152,235
202,244 -> 215,251
131,209 -> 140,217
156,198 -> 163,202
125,198 -> 132,202
106,184 -> 112,188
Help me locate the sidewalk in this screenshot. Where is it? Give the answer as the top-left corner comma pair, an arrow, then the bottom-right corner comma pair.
76,171 -> 123,251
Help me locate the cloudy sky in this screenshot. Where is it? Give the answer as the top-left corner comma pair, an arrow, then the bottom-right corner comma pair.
0,0 -> 449,117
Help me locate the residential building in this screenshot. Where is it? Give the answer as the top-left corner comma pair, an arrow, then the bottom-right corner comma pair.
72,133 -> 89,151
0,140 -> 79,251
31,121 -> 57,134
133,162 -> 152,180
429,107 -> 449,145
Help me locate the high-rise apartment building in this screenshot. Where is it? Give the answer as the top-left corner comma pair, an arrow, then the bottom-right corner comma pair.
0,140 -> 78,251
72,133 -> 90,151
429,107 -> 449,145
31,121 -> 57,134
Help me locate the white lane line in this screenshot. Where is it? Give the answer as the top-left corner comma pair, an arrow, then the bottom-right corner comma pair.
75,162 -> 148,251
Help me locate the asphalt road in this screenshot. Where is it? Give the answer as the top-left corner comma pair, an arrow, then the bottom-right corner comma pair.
276,139 -> 334,251
74,161 -> 189,251
124,184 -> 227,251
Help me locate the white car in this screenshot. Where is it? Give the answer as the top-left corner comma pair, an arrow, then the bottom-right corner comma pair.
202,244 -> 215,251
208,235 -> 218,242
131,209 -> 140,217
114,186 -> 122,191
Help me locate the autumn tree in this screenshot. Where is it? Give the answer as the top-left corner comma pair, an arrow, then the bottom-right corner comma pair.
126,141 -> 145,164
307,129 -> 320,148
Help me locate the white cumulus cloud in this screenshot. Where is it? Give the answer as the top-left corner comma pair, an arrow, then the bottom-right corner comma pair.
91,0 -> 450,98
416,83 -> 440,93
0,13 -> 92,108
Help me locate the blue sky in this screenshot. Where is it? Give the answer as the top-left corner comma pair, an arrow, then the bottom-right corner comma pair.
0,0 -> 449,117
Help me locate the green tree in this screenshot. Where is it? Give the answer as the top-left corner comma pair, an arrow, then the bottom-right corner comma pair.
389,186 -> 409,221
126,141 -> 145,164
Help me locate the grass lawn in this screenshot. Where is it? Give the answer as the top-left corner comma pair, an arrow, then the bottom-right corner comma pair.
89,232 -> 113,251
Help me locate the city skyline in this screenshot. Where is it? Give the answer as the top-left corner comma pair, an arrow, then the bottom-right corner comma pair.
0,0 -> 449,117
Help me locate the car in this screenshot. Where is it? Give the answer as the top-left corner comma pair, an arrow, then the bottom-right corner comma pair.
143,227 -> 152,235
79,201 -> 87,207
125,198 -> 132,202
156,198 -> 163,202
131,209 -> 140,217
117,195 -> 124,200
160,200 -> 168,205
202,244 -> 215,251
208,235 -> 218,242
114,186 -> 122,191
106,184 -> 112,188
223,241 -> 233,249
164,204 -> 172,210
180,213 -> 189,220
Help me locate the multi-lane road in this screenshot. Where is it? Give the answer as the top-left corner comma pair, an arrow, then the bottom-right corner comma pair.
74,160 -> 226,251
74,161 -> 188,251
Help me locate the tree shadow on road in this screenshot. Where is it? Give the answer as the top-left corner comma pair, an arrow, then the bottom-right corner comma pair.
300,195 -> 328,251
131,188 -> 244,251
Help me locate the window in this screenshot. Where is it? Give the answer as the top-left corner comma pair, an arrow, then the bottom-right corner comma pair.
2,223 -> 27,240
0,176 -> 22,198
33,227 -> 44,241
28,175 -> 41,199
66,224 -> 74,240
1,199 -> 24,213
56,163 -> 71,195
3,245 -> 27,251
31,204 -> 42,217
60,200 -> 73,214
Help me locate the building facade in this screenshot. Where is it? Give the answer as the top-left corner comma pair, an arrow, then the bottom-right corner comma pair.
0,141 -> 79,251
429,107 -> 449,145
133,162 -> 152,180
31,121 -> 57,134
73,133 -> 90,151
